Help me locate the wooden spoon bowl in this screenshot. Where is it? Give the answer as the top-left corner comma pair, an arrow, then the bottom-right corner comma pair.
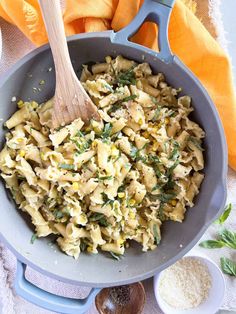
95,282 -> 146,314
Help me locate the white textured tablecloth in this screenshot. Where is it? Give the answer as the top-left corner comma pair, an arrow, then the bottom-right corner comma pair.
0,15 -> 236,314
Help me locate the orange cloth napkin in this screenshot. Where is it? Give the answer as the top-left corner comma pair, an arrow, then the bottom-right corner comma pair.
0,0 -> 235,170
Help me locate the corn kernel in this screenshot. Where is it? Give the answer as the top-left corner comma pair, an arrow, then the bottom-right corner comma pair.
129,199 -> 136,206
118,192 -> 125,198
138,118 -> 143,125
171,199 -> 177,206
111,145 -> 119,157
105,56 -> 112,63
40,152 -> 45,160
87,246 -> 93,253
151,142 -> 159,151
152,127 -> 159,133
165,118 -> 170,124
72,182 -> 79,191
142,131 -> 149,139
17,138 -> 24,143
129,212 -> 136,219
117,238 -> 124,246
31,101 -> 38,109
19,150 -> 25,157
17,100 -> 24,108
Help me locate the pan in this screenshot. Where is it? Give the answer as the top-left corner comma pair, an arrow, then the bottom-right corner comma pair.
0,0 -> 227,313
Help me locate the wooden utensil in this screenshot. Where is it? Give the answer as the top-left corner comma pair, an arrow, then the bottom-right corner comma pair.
95,282 -> 146,314
39,0 -> 100,129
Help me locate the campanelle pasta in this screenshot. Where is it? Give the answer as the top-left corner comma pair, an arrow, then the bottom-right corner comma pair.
0,56 -> 205,259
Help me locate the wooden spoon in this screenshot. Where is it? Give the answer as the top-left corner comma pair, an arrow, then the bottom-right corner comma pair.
39,0 -> 100,129
95,282 -> 146,314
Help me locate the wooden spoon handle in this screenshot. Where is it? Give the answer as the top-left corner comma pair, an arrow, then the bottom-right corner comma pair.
38,0 -> 73,75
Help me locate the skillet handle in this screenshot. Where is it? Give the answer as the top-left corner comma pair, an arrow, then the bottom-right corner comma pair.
112,0 -> 175,63
14,261 -> 101,314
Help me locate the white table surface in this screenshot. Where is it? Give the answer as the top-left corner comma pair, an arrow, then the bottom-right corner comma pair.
0,1 -> 235,314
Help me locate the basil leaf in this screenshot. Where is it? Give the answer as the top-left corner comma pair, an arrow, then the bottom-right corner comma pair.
220,257 -> 236,276
58,163 -> 75,170
215,203 -> 232,225
153,224 -> 160,245
30,233 -> 37,244
109,252 -> 121,261
219,229 -> 236,249
199,240 -> 226,249
156,193 -> 176,203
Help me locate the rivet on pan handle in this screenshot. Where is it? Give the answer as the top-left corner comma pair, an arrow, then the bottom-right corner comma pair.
111,0 -> 175,63
14,261 -> 101,314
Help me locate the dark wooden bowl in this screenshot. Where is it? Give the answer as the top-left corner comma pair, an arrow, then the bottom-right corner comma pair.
95,282 -> 146,314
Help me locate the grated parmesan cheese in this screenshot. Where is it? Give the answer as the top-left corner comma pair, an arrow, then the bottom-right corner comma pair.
159,257 -> 212,309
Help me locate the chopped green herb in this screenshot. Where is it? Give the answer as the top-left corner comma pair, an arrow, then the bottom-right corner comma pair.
76,130 -> 84,137
30,233 -> 37,244
53,210 -> 64,219
58,163 -> 75,170
101,192 -> 114,207
220,257 -> 236,276
153,224 -> 160,245
97,175 -> 113,182
109,252 -> 121,261
80,240 -> 88,252
107,95 -> 137,114
89,212 -> 109,227
156,193 -> 176,203
101,123 -> 112,140
169,144 -> 180,160
118,185 -> 126,193
189,136 -> 204,151
116,68 -> 136,86
215,203 -> 232,225
151,107 -> 161,122
71,137 -> 91,154
166,160 -> 179,177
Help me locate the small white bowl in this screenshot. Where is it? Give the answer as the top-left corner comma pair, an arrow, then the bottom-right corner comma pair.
153,254 -> 226,314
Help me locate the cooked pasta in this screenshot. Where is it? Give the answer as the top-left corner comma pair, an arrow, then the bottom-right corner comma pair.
0,56 -> 205,259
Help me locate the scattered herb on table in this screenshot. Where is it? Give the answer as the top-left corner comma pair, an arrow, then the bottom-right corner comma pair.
30,233 -> 37,244
215,203 -> 232,225
220,257 -> 236,277
199,228 -> 236,249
